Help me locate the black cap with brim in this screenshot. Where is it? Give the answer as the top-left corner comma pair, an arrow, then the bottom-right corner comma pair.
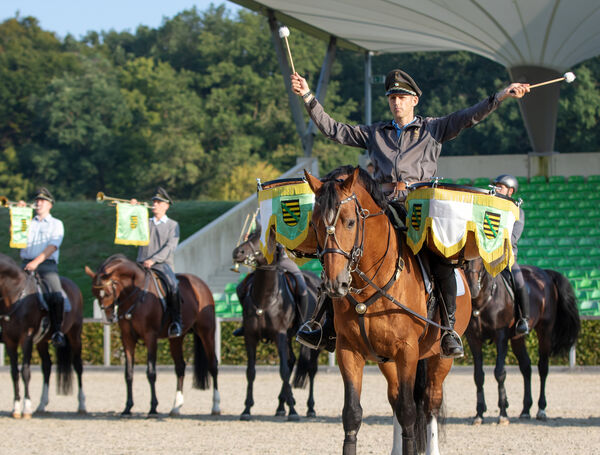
385,69 -> 422,97
34,187 -> 55,204
151,186 -> 173,205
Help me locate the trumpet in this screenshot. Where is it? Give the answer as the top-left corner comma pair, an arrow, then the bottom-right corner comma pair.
0,196 -> 35,209
96,192 -> 151,208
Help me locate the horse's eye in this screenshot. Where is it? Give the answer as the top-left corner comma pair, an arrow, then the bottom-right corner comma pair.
346,219 -> 356,229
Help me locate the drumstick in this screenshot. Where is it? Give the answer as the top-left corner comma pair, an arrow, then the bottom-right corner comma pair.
511,71 -> 575,94
278,26 -> 295,74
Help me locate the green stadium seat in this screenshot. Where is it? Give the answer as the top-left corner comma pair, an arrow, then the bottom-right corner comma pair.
556,219 -> 571,228
534,258 -> 554,268
588,227 -> 600,238
215,302 -> 233,317
546,228 -> 562,238
224,282 -> 237,294
516,176 -> 528,185
577,258 -> 596,268
586,175 -> 600,183
229,293 -> 239,303
554,183 -> 569,193
439,178 -> 454,184
576,278 -> 594,290
557,237 -> 575,247
557,258 -> 577,268
567,175 -> 585,183
567,269 -> 587,279
566,248 -> 583,258
576,289 -> 589,301
530,175 -> 547,184
473,177 -> 491,187
548,175 -> 565,184
213,292 -> 227,304
519,238 -> 536,248
535,218 -> 555,229
455,178 -> 472,185
588,269 -> 600,279
588,248 -> 600,258
535,237 -> 555,247
576,218 -> 597,228
577,237 -> 598,247
233,304 -> 243,314
578,300 -> 599,315
589,289 -> 600,300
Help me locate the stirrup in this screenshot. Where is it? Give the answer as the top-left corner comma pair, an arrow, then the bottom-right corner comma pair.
440,330 -> 464,359
51,331 -> 66,348
295,320 -> 323,350
168,322 -> 183,338
514,318 -> 529,337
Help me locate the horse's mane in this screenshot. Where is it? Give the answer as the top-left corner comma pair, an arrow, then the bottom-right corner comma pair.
98,253 -> 134,274
318,166 -> 388,215
0,253 -> 21,279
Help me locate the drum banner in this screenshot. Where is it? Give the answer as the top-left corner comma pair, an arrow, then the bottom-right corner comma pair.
9,206 -> 33,248
114,203 -> 150,246
258,182 -> 314,264
406,188 -> 520,276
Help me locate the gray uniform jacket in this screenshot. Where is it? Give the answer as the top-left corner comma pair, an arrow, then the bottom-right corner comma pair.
304,95 -> 501,184
137,217 -> 180,286
511,207 -> 525,261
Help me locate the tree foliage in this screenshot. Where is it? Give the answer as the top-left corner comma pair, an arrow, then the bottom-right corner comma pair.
1,6 -> 599,201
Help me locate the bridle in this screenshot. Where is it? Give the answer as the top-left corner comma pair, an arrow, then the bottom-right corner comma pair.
92,270 -> 148,323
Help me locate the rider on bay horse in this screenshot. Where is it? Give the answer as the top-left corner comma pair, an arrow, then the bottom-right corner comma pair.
493,174 -> 530,335
18,187 -> 67,347
291,68 -> 529,357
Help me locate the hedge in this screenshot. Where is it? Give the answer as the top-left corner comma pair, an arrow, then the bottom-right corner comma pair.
3,320 -> 598,366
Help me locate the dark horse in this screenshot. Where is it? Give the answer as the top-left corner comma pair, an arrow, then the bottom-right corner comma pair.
85,254 -> 220,416
464,257 -> 580,424
305,168 -> 471,455
232,229 -> 321,421
0,253 -> 86,418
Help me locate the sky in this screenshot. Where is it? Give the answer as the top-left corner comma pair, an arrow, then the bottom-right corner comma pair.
0,0 -> 242,38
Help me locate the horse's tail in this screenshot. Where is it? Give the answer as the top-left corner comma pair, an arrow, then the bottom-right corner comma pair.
193,331 -> 210,390
544,269 -> 581,356
413,359 -> 428,453
292,345 -> 317,389
55,337 -> 73,395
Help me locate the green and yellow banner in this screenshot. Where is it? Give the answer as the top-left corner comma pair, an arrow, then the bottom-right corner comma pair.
9,206 -> 33,248
114,203 -> 149,246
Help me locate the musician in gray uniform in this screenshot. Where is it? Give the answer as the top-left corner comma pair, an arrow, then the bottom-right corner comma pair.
136,187 -> 182,338
19,187 -> 66,347
493,174 -> 529,335
291,68 -> 529,357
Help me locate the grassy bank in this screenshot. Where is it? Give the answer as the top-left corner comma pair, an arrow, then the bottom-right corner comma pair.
0,200 -> 236,317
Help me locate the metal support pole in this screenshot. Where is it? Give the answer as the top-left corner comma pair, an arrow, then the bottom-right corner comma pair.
215,317 -> 222,364
268,11 -> 308,155
103,324 -> 111,366
365,51 -> 372,125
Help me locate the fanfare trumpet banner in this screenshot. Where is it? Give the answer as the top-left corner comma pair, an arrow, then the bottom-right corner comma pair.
257,178 -> 314,264
406,184 -> 520,276
9,206 -> 33,248
114,202 -> 150,246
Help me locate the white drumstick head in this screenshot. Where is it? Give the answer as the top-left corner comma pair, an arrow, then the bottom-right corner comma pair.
278,26 -> 290,38
564,72 -> 576,83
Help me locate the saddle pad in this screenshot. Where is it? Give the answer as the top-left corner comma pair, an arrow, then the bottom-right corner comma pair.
455,269 -> 465,297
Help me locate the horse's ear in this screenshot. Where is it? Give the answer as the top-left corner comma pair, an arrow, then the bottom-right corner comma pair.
304,170 -> 322,193
341,167 -> 360,193
84,265 -> 96,279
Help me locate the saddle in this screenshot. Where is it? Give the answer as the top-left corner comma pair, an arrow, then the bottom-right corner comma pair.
32,273 -> 71,313
147,269 -> 170,313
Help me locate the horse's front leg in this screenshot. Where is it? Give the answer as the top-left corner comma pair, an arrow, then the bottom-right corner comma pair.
510,336 -> 532,419
6,344 -> 22,418
145,334 -> 159,416
393,343 -> 420,455
35,342 -> 52,413
494,329 -> 510,425
466,331 -> 487,424
168,336 -> 186,416
377,361 -> 401,455
337,344 -> 366,455
241,335 -> 257,420
275,332 -> 298,421
121,332 -> 137,416
20,335 -> 34,418
424,355 -> 454,455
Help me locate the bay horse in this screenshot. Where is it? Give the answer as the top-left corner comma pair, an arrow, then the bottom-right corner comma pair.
85,254 -> 220,416
305,167 -> 471,455
463,257 -> 580,424
0,253 -> 86,418
232,229 -> 321,421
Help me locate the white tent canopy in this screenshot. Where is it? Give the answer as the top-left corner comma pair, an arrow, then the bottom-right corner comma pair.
232,0 -> 600,155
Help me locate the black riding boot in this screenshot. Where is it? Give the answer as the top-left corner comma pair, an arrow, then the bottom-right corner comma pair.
296,295 -> 336,352
49,293 -> 66,347
168,290 -> 183,338
514,280 -> 530,336
433,261 -> 463,359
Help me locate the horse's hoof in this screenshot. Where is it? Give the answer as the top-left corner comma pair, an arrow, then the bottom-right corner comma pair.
240,413 -> 251,421
12,412 -> 22,419
275,410 -> 286,417
472,416 -> 483,426
287,413 -> 300,422
498,416 -> 510,425
169,410 -> 180,417
519,412 -> 531,420
147,411 -> 159,419
22,413 -> 32,420
536,410 -> 547,421
306,410 -> 316,418
77,409 -> 87,415
120,411 -> 132,418
211,410 -> 221,416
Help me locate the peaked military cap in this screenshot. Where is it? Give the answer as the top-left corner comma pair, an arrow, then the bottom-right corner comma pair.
385,69 -> 422,97
151,187 -> 173,205
34,187 -> 55,204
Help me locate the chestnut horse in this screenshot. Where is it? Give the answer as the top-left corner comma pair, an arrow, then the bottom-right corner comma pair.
85,254 -> 220,416
0,253 -> 86,418
463,257 -> 580,424
305,168 -> 471,455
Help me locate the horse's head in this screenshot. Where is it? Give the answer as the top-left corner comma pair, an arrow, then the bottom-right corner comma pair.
463,257 -> 486,299
85,255 -> 133,323
307,167 -> 385,298
0,253 -> 26,308
232,224 -> 266,267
